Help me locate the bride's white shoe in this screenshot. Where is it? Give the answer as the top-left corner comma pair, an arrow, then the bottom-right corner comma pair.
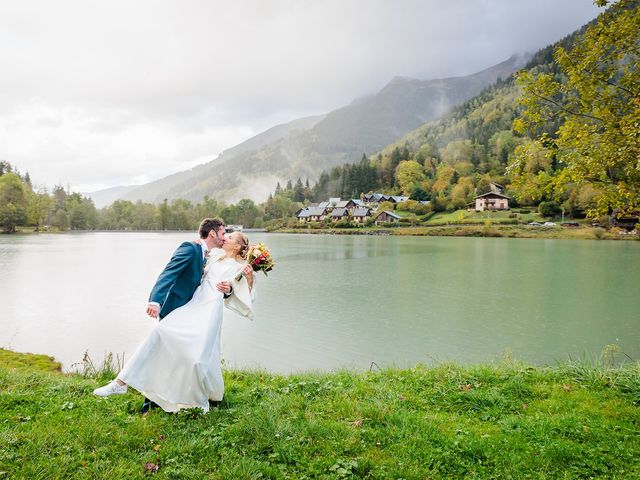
93,381 -> 127,397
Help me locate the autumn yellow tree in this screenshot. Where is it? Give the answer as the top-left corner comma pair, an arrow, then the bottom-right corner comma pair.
510,0 -> 640,217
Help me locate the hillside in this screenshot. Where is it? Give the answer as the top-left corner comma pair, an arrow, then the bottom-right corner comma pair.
111,55 -> 527,205
298,17 -> 602,215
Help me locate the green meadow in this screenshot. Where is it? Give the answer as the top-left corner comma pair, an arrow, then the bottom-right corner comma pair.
1,349 -> 639,479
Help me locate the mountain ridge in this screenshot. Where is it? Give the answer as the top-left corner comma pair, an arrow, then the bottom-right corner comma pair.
92,54 -> 528,206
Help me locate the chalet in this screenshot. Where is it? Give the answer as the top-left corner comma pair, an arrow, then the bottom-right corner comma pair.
475,192 -> 510,211
374,210 -> 402,225
307,207 -> 328,221
317,201 -> 330,209
351,207 -> 372,223
330,207 -> 350,221
363,193 -> 390,205
296,208 -> 312,222
362,193 -> 376,203
389,195 -> 409,204
328,197 -> 341,207
336,199 -> 357,210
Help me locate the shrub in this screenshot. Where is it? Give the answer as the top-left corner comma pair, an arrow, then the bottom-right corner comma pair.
409,203 -> 431,215
334,219 -> 353,228
593,227 -> 606,240
538,201 -> 561,217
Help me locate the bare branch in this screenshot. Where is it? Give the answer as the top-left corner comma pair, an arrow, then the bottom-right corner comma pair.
581,68 -> 640,99
528,90 -> 606,123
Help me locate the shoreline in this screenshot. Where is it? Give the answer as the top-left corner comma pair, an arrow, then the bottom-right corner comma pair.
5,225 -> 638,241
272,224 -> 639,241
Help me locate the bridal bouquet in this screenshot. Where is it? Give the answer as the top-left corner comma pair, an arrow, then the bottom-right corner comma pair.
235,243 -> 275,281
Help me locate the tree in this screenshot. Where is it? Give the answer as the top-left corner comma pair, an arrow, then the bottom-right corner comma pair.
50,209 -> 70,231
538,201 -> 562,218
512,0 -> 640,217
293,178 -> 305,202
378,201 -> 395,212
158,199 -> 170,230
410,185 -> 430,201
395,161 -> 425,195
27,189 -> 53,231
65,193 -> 98,230
0,173 -> 28,232
0,161 -> 12,176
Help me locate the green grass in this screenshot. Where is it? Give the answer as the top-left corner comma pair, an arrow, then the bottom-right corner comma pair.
1,349 -> 640,479
423,209 -> 546,225
0,348 -> 61,372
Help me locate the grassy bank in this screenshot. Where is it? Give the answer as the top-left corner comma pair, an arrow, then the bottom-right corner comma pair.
2,349 -> 640,478
275,224 -> 638,241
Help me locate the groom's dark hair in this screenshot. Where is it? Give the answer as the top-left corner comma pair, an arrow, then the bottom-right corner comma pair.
199,218 -> 225,239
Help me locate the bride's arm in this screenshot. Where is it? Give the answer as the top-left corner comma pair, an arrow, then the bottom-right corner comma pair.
242,265 -> 254,292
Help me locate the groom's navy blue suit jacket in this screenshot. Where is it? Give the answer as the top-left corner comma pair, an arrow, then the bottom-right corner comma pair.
149,241 -> 204,319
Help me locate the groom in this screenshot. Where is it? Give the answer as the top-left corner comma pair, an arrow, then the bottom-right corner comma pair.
147,217 -> 226,320
141,217 -> 226,412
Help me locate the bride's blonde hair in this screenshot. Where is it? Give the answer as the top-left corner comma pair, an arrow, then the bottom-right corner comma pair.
235,232 -> 249,260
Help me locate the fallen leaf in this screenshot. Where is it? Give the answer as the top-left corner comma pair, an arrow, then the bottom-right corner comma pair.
158,435 -> 166,441
352,419 -> 363,428
562,384 -> 572,392
152,445 -> 160,452
459,384 -> 473,392
521,403 -> 528,410
143,463 -> 159,473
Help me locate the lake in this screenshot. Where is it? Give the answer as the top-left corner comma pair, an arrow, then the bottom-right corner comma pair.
0,232 -> 638,373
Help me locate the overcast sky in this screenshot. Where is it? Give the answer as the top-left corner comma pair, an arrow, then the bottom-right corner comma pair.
0,0 -> 602,193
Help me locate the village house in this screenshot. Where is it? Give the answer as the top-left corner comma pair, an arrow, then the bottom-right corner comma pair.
296,206 -> 329,221
374,210 -> 401,225
330,207 -> 350,221
362,193 -> 392,206
474,192 -> 510,211
336,199 -> 357,211
351,207 -> 372,224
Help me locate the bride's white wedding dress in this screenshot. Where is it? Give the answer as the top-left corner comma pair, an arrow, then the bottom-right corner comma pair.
117,250 -> 254,413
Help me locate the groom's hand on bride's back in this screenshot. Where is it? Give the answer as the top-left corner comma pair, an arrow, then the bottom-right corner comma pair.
146,303 -> 160,318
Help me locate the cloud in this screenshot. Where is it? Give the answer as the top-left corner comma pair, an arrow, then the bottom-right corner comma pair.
0,0 -> 601,191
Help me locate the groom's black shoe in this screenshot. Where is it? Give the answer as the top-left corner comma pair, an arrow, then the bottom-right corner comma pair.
141,397 -> 160,413
208,400 -> 222,408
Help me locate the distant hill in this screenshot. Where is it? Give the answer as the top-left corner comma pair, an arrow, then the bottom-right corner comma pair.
114,55 -> 528,205
86,185 -> 139,209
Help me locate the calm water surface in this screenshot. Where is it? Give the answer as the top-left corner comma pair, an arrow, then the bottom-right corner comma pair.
0,232 -> 638,372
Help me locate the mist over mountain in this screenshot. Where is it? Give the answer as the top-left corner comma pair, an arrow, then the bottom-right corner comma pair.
94,54 -> 528,206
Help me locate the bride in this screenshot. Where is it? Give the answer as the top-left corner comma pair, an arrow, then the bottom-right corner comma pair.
93,231 -> 254,413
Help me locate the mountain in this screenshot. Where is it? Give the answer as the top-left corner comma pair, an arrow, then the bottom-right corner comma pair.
116,54 -> 528,205
303,18 -> 598,208
86,185 -> 139,209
